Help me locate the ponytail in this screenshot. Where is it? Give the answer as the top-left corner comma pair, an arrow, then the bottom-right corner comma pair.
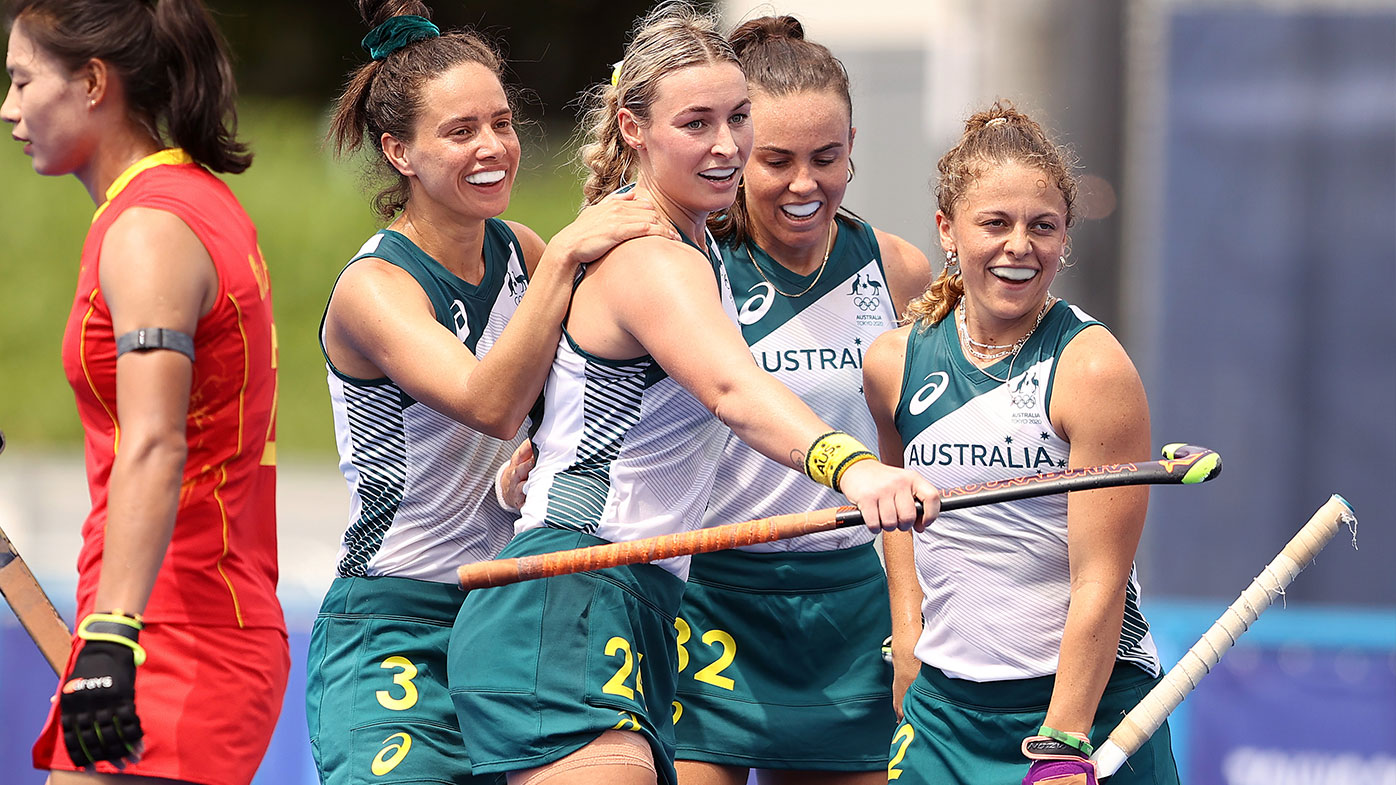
151,0 -> 250,173
328,0 -> 508,220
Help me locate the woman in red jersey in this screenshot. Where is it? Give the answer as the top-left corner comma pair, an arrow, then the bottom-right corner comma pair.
2,2 -> 287,784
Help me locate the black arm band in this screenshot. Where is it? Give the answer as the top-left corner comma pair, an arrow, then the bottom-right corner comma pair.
115,328 -> 195,363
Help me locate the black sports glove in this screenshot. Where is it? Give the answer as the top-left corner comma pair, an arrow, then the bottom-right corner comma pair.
60,613 -> 145,767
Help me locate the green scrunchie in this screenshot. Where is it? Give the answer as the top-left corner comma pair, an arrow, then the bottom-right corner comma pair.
361,14 -> 440,61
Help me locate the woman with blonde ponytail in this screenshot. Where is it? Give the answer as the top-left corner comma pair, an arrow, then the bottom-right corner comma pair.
672,16 -> 932,785
448,4 -> 938,784
304,2 -> 677,784
866,101 -> 1178,785
4,0 -> 285,782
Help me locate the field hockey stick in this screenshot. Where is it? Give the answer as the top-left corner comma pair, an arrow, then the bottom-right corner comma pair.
1091,493 -> 1356,778
458,443 -> 1221,590
0,427 -> 74,674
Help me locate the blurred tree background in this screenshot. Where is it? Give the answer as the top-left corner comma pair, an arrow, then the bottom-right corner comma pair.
0,0 -> 667,457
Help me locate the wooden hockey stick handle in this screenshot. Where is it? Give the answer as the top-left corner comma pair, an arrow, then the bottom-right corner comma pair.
459,445 -> 1221,590
0,525 -> 73,675
458,505 -> 866,589
1091,494 -> 1356,778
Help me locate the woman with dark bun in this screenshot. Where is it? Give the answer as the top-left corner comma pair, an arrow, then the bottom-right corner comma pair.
671,15 -> 932,785
303,2 -> 675,784
3,1 -> 286,783
867,101 -> 1179,785
447,3 -> 937,784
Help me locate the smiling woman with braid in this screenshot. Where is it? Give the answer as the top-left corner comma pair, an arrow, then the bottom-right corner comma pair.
865,101 -> 1180,785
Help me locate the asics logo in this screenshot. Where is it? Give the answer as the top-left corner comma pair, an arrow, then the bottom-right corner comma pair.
62,676 -> 114,694
372,732 -> 412,776
738,282 -> 775,325
908,372 -> 949,416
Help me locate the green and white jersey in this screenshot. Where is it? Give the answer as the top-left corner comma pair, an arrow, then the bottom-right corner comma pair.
703,217 -> 896,551
321,221 -> 529,583
518,231 -> 738,580
896,301 -> 1160,681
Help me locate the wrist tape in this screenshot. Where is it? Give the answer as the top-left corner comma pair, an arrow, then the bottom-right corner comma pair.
1023,725 -> 1093,761
77,611 -> 147,666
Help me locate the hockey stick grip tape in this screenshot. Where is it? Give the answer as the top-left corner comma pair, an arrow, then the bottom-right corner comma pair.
1092,494 -> 1355,778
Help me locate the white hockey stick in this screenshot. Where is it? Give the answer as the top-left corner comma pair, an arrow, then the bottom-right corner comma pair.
1092,494 -> 1356,778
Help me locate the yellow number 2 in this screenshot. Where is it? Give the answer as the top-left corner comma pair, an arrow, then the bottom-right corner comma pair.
888,723 -> 915,780
693,629 -> 737,690
602,637 -> 636,700
376,656 -> 419,711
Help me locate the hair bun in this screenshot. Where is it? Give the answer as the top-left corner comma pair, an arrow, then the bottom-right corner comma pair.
729,15 -> 804,54
967,100 -> 1029,133
358,0 -> 433,28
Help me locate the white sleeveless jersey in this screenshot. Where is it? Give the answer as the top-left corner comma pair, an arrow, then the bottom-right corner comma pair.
323,223 -> 529,583
896,301 -> 1160,681
518,231 -> 738,580
703,218 -> 897,551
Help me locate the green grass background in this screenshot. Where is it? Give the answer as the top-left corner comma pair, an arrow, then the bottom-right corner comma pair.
0,100 -> 583,457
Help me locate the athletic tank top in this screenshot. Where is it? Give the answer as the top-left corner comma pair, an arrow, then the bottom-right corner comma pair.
518,230 -> 738,580
322,222 -> 529,582
896,300 -> 1160,681
704,217 -> 897,551
63,149 -> 283,629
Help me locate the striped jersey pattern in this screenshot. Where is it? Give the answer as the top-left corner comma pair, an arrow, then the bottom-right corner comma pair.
896,301 -> 1160,681
704,217 -> 897,551
324,222 -> 528,583
519,231 -> 738,580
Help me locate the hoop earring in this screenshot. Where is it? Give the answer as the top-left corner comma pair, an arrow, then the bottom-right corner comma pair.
1057,255 -> 1067,272
847,166 -> 854,184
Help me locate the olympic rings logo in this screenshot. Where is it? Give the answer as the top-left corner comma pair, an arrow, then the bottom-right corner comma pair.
853,296 -> 881,311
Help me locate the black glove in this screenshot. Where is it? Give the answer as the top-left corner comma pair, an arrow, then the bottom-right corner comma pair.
60,612 -> 145,767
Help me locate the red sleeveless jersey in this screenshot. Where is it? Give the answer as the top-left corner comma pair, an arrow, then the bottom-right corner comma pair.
60,150 -> 283,629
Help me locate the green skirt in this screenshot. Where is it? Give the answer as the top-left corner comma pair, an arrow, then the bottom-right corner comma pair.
890,662 -> 1180,784
673,543 -> 895,770
448,527 -> 686,784
306,575 -> 503,785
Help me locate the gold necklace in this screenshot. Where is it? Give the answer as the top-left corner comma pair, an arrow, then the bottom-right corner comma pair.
745,220 -> 835,298
955,294 -> 1055,383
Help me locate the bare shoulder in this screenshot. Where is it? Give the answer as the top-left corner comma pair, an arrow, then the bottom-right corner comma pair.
872,227 -> 934,312
102,206 -> 208,271
1057,324 -> 1143,395
863,324 -> 915,404
1052,324 -> 1150,446
865,323 -> 914,370
503,220 -> 547,271
100,207 -> 216,316
592,234 -> 709,277
328,256 -> 433,320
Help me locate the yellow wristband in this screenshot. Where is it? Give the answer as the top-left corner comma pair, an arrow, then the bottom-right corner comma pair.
804,431 -> 875,492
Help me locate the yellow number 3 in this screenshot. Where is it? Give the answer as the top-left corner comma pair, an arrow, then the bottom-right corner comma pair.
372,732 -> 412,776
376,656 -> 420,711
